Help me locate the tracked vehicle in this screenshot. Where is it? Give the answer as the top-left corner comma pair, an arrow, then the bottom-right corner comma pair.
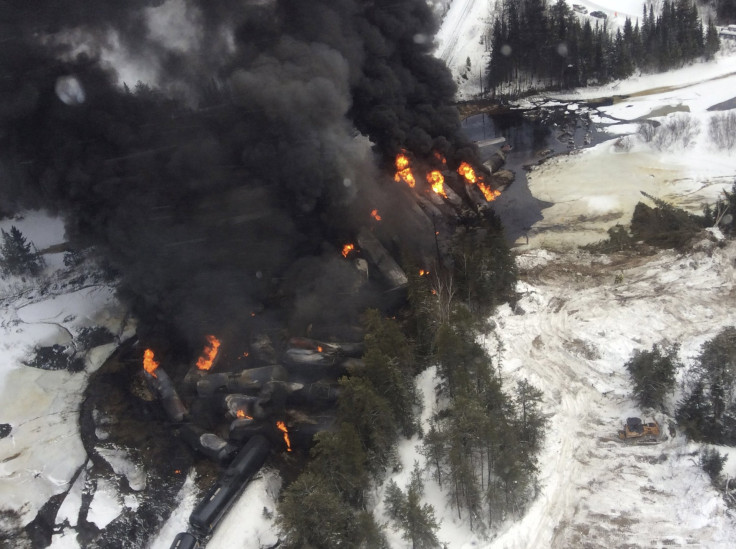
618,417 -> 660,443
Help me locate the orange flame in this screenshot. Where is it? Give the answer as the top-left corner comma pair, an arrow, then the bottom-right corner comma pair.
143,349 -> 159,378
458,162 -> 500,202
427,170 -> 447,198
277,420 -> 292,452
196,335 -> 221,371
342,243 -> 355,258
419,269 -> 428,276
477,181 -> 501,202
457,161 -> 477,184
236,409 -> 253,420
371,209 -> 382,221
317,346 -> 323,352
394,153 -> 416,188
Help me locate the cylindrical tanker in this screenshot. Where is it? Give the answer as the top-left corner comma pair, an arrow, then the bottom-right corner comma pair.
179,424 -> 237,465
196,365 -> 288,397
189,435 -> 271,535
143,367 -> 188,422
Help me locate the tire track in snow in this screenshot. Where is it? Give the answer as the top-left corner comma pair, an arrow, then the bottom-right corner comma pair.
437,0 -> 475,67
489,243 -> 736,548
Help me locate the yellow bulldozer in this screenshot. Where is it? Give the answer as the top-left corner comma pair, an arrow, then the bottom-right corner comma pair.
618,417 -> 660,442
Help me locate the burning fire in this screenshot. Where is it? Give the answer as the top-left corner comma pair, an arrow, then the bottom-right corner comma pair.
433,150 -> 447,165
394,153 -> 416,188
419,269 -> 428,276
371,209 -> 382,221
236,409 -> 253,420
457,161 -> 500,202
143,349 -> 159,378
457,161 -> 477,184
196,335 -> 221,371
477,181 -> 501,202
426,170 -> 447,198
342,243 -> 355,258
276,420 -> 292,452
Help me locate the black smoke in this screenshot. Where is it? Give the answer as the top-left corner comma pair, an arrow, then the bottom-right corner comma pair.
0,0 -> 481,353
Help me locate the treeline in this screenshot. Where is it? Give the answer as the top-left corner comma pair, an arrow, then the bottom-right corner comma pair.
276,213 -> 541,546
707,0 -> 736,23
487,0 -> 720,95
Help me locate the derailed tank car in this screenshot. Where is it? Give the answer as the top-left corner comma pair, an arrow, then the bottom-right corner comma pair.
169,532 -> 200,549
189,434 -> 271,536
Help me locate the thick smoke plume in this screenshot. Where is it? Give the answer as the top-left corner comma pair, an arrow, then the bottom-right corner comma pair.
0,0 -> 480,353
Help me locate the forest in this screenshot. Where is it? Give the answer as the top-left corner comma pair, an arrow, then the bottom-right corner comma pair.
486,0 -> 721,95
275,215 -> 547,547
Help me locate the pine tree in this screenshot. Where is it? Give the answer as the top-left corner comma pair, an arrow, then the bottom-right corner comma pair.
705,18 -> 721,60
677,327 -> 736,443
421,421 -> 448,489
515,379 -> 547,454
625,343 -> 681,410
308,423 -> 369,507
276,472 -> 358,549
361,309 -> 420,437
384,462 -> 441,549
0,226 -> 43,277
337,375 -> 398,473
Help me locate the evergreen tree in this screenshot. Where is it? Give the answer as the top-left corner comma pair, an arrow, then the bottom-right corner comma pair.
384,462 -> 441,549
677,380 -> 714,440
515,379 -> 547,454
421,421 -> 448,489
705,18 -> 721,60
277,472 -> 359,549
451,214 -> 517,319
697,327 -> 736,429
361,309 -> 420,437
307,423 -> 369,507
677,327 -> 736,443
338,374 -> 398,473
625,343 -> 681,410
0,226 -> 43,277
700,447 -> 728,484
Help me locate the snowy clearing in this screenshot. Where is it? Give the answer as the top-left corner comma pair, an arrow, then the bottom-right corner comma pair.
0,212 -> 133,528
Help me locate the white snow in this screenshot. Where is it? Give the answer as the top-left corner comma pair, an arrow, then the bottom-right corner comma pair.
483,238 -> 736,548
147,471 -> 200,549
49,528 -> 82,549
207,469 -> 282,548
148,468 -> 282,549
87,477 -> 123,529
96,446 -> 147,491
0,211 -> 132,527
55,466 -> 87,528
436,0 -> 648,100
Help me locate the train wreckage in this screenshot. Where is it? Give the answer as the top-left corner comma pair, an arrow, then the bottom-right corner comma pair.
143,149 -> 511,547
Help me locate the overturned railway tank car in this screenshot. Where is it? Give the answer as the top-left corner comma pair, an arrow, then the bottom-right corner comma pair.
190,434 -> 272,535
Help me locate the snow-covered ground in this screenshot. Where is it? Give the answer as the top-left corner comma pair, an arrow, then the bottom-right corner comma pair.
375,3 -> 736,547
522,52 -> 736,250
436,0 -> 724,100
3,2 -> 736,547
485,239 -> 736,548
0,213 -> 134,544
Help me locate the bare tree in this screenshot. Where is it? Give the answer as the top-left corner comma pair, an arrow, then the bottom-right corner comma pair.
709,112 -> 736,150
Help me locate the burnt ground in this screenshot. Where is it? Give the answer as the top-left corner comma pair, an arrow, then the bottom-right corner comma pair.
22,336 -> 319,549
21,340 -> 200,549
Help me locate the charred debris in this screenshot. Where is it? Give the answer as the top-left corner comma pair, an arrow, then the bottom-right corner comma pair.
136,146 -> 511,546
1,1 -> 516,545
